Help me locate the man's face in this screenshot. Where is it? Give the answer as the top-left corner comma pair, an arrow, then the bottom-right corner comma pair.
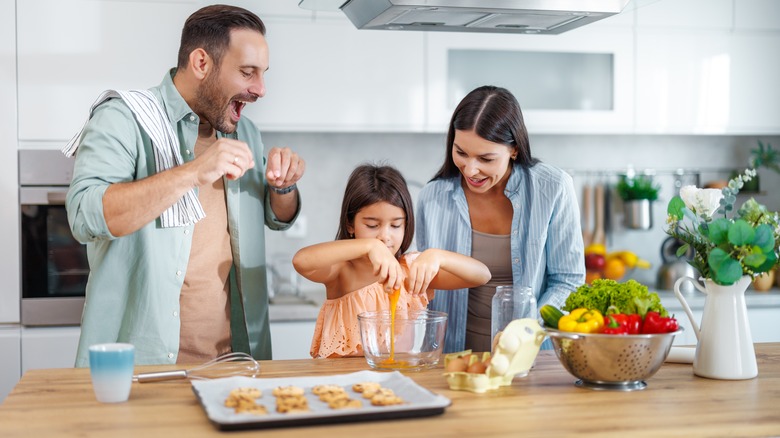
194,28 -> 268,133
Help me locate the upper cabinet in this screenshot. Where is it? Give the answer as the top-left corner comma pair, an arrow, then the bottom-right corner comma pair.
635,0 -> 780,134
636,0 -> 732,29
14,0 -> 780,137
17,0 -> 195,141
244,18 -> 426,132
425,26 -> 635,133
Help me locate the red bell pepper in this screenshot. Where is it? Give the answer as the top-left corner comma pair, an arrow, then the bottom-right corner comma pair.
641,311 -> 679,334
602,313 -> 642,335
626,314 -> 642,335
602,315 -> 629,335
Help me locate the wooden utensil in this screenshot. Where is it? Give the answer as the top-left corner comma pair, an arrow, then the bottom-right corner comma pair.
592,183 -> 606,246
581,183 -> 593,246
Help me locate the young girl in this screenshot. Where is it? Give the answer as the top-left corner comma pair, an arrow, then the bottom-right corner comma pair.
293,164 -> 491,358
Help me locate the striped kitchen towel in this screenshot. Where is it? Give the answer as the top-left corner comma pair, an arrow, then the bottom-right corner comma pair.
63,89 -> 205,228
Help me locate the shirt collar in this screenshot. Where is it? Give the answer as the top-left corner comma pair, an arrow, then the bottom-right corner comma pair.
158,68 -> 197,125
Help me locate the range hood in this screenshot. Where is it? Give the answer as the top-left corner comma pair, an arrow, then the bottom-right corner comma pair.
299,0 -> 630,35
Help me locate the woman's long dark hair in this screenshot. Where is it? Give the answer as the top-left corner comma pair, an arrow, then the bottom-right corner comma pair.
432,85 -> 538,180
336,164 -> 414,258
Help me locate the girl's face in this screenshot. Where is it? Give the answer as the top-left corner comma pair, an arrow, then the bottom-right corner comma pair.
348,201 -> 406,256
452,129 -> 515,194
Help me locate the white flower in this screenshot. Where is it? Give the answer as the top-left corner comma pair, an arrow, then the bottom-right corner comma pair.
679,185 -> 723,218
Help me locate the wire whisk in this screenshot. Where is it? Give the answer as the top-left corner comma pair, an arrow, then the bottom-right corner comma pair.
133,352 -> 260,383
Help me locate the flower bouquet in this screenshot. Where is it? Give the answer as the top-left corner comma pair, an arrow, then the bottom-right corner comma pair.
665,169 -> 780,286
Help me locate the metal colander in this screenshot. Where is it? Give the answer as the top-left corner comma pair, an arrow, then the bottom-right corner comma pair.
547,328 -> 682,391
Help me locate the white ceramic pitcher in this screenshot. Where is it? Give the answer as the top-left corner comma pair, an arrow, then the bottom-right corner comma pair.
673,275 -> 757,380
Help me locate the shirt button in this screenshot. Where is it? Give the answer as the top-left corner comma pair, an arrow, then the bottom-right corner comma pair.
176,270 -> 182,277
512,230 -> 518,235
189,115 -> 195,122
184,229 -> 189,235
185,150 -> 191,155
168,353 -> 174,359
173,311 -> 178,317
513,258 -> 519,264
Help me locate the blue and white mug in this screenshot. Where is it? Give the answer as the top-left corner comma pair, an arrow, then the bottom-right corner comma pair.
88,343 -> 135,403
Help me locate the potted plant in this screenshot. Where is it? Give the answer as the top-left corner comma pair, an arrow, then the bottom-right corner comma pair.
732,140 -> 779,193
616,174 -> 660,230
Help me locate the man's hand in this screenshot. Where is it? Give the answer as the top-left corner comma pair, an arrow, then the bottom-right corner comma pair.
265,147 -> 305,189
191,138 -> 255,186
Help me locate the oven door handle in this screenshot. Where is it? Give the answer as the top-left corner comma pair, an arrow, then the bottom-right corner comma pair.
46,190 -> 68,205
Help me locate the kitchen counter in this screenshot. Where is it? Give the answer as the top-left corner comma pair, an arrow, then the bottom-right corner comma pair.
2,344 -> 780,437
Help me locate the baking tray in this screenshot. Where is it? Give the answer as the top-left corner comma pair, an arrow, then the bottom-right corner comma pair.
191,370 -> 451,430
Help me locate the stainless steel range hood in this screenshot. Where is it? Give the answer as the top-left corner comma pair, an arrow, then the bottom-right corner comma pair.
299,0 -> 630,34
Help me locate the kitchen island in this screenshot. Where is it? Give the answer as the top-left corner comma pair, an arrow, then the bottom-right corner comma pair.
2,344 -> 780,437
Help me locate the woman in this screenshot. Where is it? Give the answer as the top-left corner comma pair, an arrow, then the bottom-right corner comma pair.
416,85 -> 585,353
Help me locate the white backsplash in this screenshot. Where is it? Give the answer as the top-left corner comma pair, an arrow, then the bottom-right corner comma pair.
262,132 -> 780,292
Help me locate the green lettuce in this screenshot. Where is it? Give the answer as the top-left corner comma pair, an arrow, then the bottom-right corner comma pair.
562,279 -> 668,317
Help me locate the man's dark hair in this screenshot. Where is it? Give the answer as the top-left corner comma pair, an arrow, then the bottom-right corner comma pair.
177,4 -> 266,70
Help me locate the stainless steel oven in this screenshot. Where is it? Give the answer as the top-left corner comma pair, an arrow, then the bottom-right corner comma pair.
20,150 -> 88,326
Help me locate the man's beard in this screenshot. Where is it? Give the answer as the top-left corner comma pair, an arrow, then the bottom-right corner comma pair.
194,71 -> 236,134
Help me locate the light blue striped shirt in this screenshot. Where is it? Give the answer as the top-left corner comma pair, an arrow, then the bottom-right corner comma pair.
416,163 -> 585,352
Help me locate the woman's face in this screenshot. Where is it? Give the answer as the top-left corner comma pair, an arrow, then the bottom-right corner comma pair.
452,129 -> 515,194
347,201 -> 406,256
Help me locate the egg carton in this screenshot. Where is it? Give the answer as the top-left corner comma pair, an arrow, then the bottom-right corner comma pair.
443,319 -> 546,393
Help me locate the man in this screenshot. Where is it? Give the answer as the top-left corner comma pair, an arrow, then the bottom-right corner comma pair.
66,5 -> 304,366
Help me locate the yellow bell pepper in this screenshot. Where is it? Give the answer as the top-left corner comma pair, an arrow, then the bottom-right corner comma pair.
557,308 -> 604,333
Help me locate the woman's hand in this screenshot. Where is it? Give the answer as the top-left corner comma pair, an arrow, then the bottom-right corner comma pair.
405,250 -> 442,296
367,241 -> 404,293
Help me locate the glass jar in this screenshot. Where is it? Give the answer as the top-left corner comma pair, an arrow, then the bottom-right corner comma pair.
491,285 -> 536,352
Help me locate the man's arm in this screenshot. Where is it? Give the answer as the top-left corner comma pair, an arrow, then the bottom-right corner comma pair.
104,137 -> 255,236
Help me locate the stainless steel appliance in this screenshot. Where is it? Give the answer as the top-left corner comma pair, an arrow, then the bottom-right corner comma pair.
299,0 -> 630,34
19,149 -> 87,326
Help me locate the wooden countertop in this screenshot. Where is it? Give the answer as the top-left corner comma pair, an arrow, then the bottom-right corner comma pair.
2,344 -> 780,437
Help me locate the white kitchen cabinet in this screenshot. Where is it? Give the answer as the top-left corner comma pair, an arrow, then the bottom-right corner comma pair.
727,34 -> 780,134
636,30 -> 780,134
270,320 -> 316,360
17,0 -> 196,141
223,0 -> 313,19
734,0 -> 780,31
0,326 -> 21,403
21,326 -> 81,372
244,18 -> 426,132
0,0 -> 19,324
425,26 -> 635,134
636,0 -> 732,30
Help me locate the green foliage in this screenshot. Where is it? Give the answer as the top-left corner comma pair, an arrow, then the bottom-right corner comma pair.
616,174 -> 660,201
751,140 -> 780,174
665,169 -> 780,285
562,279 -> 667,317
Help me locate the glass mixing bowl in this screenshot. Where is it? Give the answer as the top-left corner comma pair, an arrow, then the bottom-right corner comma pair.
358,309 -> 447,371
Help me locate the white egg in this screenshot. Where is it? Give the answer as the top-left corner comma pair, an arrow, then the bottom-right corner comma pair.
490,354 -> 510,375
498,332 -> 521,353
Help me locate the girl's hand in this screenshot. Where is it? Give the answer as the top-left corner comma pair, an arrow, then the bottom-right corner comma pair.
405,249 -> 441,295
367,241 -> 404,293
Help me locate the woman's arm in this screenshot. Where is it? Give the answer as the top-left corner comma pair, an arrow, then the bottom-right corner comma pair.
405,248 -> 491,295
292,238 -> 404,292
539,173 -> 586,309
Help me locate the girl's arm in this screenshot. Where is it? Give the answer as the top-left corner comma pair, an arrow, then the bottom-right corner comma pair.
292,238 -> 404,292
405,248 -> 491,295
